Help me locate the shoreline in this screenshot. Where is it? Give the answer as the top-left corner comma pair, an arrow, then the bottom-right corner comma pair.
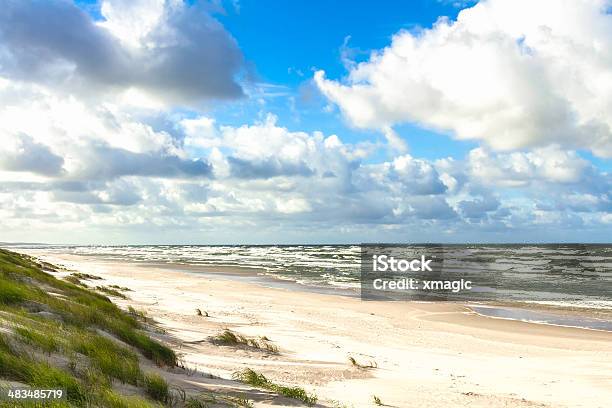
469,304 -> 612,333
14,249 -> 612,407
20,249 -> 612,333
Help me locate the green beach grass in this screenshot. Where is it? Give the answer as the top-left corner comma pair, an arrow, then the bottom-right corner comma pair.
0,249 -> 192,407
232,368 -> 317,406
212,329 -> 279,353
0,249 -> 323,407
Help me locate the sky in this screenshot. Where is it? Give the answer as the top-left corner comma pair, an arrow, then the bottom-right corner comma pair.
0,0 -> 611,244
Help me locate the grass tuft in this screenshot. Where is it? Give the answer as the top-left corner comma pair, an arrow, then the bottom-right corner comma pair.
97,389 -> 157,408
224,395 -> 254,407
64,275 -> 87,287
348,356 -> 377,369
232,368 -> 316,406
185,396 -> 210,408
71,273 -> 103,281
0,342 -> 86,406
213,329 -> 278,353
0,279 -> 30,304
28,363 -> 87,404
96,286 -> 128,299
15,326 -> 60,354
127,306 -> 148,321
72,331 -> 141,385
105,319 -> 176,366
109,284 -> 132,292
142,373 -> 169,403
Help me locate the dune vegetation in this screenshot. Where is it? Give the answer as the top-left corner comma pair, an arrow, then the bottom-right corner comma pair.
0,248 -> 183,407
0,249 -> 256,407
212,330 -> 279,353
232,369 -> 317,406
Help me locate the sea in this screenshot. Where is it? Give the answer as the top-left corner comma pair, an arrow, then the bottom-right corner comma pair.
9,243 -> 612,331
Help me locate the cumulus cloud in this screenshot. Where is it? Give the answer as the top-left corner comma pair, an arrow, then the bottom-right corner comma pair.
227,157 -> 314,179
0,81 -> 212,182
52,187 -> 141,206
315,0 -> 612,157
0,134 -> 64,175
467,145 -> 597,186
148,116 -> 459,223
388,155 -> 448,195
458,196 -> 500,220
191,114 -> 364,182
0,0 -> 244,105
408,196 -> 458,220
73,144 -> 213,180
547,193 -> 612,213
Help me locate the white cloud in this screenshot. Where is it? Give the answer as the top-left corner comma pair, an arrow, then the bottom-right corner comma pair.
315,0 -> 612,157
382,127 -> 408,153
362,154 -> 449,195
467,145 -> 593,186
0,81 -> 210,181
276,198 -> 312,214
0,134 -> 64,176
98,0 -> 167,48
0,0 -> 245,106
181,117 -> 220,150
198,114 -> 362,182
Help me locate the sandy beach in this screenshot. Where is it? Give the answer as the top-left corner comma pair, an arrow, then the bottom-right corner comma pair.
23,251 -> 612,408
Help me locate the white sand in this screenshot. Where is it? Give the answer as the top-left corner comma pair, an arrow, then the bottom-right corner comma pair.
24,251 -> 612,408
